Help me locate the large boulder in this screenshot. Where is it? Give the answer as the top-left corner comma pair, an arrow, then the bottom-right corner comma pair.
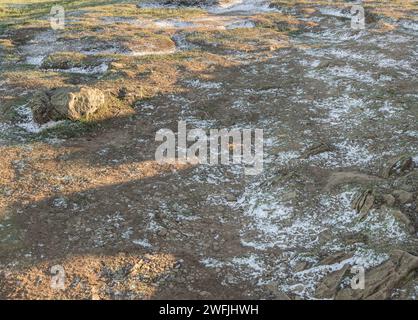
30,87 -> 106,124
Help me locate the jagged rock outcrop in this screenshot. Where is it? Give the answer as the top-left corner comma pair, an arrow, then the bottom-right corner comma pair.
382,155 -> 415,178
316,250 -> 418,300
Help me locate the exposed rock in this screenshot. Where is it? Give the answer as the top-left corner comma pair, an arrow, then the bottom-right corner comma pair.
212,242 -> 220,252
157,228 -> 168,237
395,170 -> 418,193
341,232 -> 368,245
274,292 -> 291,300
351,189 -> 375,219
382,194 -> 395,207
294,261 -> 309,272
365,11 -> 381,24
30,91 -> 51,124
316,60 -> 345,69
300,142 -> 333,159
316,250 -> 418,300
315,264 -> 350,299
319,252 -> 354,266
392,190 -> 414,204
282,191 -> 297,202
390,210 -> 414,234
198,290 -> 211,297
316,60 -> 332,69
382,155 -> 415,179
291,284 -> 305,294
336,251 -> 418,300
225,193 -> 237,202
325,171 -> 382,191
30,87 -> 106,124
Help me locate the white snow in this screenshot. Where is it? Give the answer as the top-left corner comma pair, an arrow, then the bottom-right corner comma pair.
283,248 -> 389,298
132,238 -> 153,248
15,104 -> 63,133
26,55 -> 45,66
48,62 -> 109,75
184,79 -> 223,89
209,0 -> 274,14
131,48 -> 177,56
319,7 -> 350,19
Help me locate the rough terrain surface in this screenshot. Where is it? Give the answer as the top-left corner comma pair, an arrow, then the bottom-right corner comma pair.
0,0 -> 417,299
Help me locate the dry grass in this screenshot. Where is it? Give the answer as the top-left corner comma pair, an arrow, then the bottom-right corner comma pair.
1,252 -> 177,299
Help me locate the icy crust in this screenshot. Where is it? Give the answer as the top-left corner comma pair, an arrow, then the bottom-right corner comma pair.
238,175 -> 409,250
208,0 -> 275,14
44,63 -> 109,75
0,104 -> 63,135
140,0 -> 276,13
202,173 -> 411,298
281,248 -> 389,298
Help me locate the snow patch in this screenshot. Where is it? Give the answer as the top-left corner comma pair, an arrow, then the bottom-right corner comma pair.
209,0 -> 274,14
47,63 -> 109,75
132,238 -> 153,248
15,104 -> 64,133
184,79 -> 223,89
319,7 -> 350,19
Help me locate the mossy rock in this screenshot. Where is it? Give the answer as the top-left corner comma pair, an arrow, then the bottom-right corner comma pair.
30,86 -> 134,124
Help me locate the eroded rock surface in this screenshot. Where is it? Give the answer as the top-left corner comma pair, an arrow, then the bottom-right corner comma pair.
30,87 -> 106,124
316,250 -> 418,300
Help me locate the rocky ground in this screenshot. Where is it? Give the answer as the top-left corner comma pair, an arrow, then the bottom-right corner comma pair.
0,0 -> 417,299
